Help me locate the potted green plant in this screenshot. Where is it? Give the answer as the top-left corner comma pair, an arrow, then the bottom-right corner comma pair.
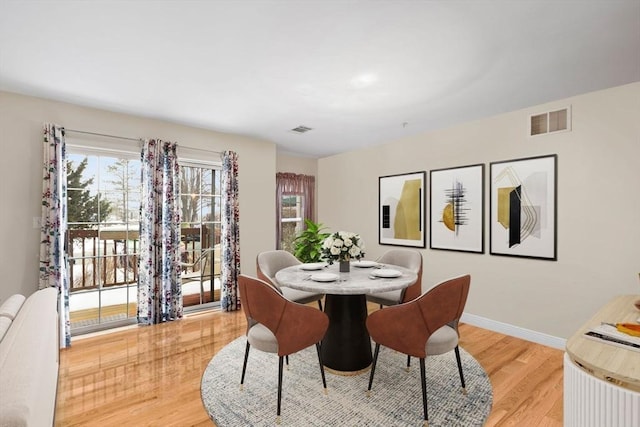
292,219 -> 330,263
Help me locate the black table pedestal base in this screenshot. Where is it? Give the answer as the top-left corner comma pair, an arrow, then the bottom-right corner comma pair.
321,294 -> 372,372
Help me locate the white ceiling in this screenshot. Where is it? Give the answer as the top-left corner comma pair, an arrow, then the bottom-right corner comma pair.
1,1 -> 639,158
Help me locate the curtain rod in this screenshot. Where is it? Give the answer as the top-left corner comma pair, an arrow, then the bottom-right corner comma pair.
64,128 -> 223,156
64,128 -> 141,142
178,145 -> 222,156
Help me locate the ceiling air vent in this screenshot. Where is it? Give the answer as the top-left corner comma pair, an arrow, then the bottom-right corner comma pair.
529,106 -> 571,136
290,125 -> 313,134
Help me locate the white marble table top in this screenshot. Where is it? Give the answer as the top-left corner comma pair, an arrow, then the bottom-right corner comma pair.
275,262 -> 417,295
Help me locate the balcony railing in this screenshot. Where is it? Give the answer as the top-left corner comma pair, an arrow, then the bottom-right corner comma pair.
67,229 -> 137,291
67,227 -> 218,293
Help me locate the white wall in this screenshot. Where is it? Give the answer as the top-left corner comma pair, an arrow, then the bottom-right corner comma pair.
0,91 -> 276,303
318,82 -> 640,340
276,153 -> 317,176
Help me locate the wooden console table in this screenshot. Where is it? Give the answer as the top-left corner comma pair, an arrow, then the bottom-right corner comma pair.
564,294 -> 640,427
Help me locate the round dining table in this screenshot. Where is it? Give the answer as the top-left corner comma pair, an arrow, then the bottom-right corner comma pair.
275,261 -> 417,373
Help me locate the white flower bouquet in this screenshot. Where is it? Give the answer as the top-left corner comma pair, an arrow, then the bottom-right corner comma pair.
321,231 -> 365,264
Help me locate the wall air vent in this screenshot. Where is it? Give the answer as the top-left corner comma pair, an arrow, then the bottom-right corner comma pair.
290,125 -> 313,134
529,106 -> 571,136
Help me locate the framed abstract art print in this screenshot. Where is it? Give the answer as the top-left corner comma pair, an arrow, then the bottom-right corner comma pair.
378,171 -> 426,248
490,154 -> 557,260
429,164 -> 484,253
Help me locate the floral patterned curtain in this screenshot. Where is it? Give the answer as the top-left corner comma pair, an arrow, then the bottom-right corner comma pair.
137,139 -> 182,324
40,124 -> 70,348
275,172 -> 315,249
220,151 -> 240,311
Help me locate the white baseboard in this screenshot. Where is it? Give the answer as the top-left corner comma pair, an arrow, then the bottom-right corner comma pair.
461,312 -> 566,350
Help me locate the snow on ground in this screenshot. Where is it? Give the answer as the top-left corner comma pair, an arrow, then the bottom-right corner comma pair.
70,278 -> 220,311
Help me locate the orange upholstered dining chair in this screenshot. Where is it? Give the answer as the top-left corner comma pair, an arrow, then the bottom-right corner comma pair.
257,250 -> 324,310
366,274 -> 471,426
238,274 -> 329,424
366,248 -> 423,307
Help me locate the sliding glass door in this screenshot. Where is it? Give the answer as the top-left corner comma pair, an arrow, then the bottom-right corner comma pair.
66,147 -> 222,333
179,164 -> 222,309
66,151 -> 141,332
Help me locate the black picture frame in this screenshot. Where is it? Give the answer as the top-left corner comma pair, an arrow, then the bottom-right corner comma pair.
429,163 -> 485,253
378,171 -> 426,248
489,154 -> 557,260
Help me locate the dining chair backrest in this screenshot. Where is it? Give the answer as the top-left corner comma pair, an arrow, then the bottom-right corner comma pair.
366,274 -> 470,358
256,250 -> 301,292
238,274 -> 328,357
377,248 -> 423,303
239,275 -> 329,422
366,274 -> 470,425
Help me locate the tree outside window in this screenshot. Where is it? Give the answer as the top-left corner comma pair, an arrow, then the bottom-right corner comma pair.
280,194 -> 303,252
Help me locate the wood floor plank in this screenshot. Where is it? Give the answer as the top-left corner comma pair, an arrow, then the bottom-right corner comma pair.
490,345 -> 553,404
547,398 -> 564,425
458,325 -> 505,355
55,307 -> 564,426
489,352 -> 564,426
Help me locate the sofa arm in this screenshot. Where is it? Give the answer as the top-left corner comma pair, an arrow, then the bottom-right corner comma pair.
0,287 -> 59,427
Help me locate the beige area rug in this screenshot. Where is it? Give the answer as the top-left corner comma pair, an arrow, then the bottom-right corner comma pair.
201,337 -> 492,426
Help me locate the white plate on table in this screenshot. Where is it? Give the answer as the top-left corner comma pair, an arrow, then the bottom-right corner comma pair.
300,262 -> 327,271
370,268 -> 402,278
353,260 -> 378,268
310,272 -> 339,282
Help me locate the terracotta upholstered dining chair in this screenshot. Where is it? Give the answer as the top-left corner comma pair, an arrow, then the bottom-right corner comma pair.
366,248 -> 423,307
238,274 -> 329,424
366,274 -> 471,427
257,250 -> 324,310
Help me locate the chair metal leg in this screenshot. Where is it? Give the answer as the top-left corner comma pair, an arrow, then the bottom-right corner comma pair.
454,345 -> 467,395
240,341 -> 250,390
315,343 -> 327,394
419,358 -> 429,426
317,299 -> 323,311
367,343 -> 381,397
277,356 -> 284,424
406,354 -> 411,371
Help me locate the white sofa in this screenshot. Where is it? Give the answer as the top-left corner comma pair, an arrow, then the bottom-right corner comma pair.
0,287 -> 59,427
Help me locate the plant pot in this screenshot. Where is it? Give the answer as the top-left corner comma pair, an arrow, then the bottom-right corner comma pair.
339,260 -> 350,273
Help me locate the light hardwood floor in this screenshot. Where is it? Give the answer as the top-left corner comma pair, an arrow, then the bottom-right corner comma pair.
55,306 -> 564,426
